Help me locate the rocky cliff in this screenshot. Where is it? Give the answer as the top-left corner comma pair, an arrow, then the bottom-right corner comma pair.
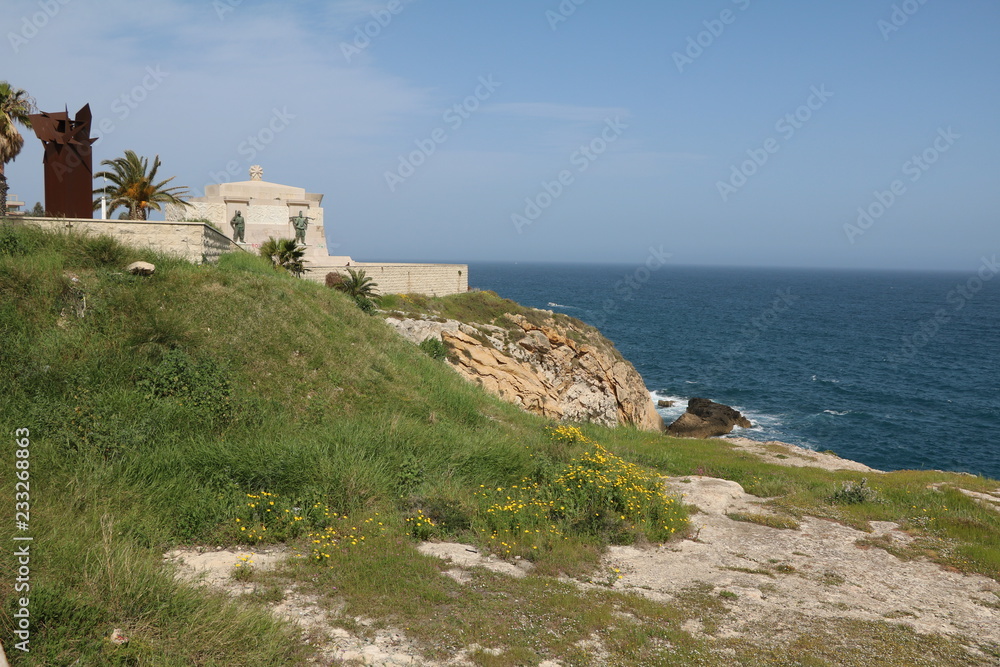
386,309 -> 663,432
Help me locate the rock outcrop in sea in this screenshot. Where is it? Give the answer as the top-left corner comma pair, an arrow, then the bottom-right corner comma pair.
386,311 -> 663,432
666,397 -> 753,439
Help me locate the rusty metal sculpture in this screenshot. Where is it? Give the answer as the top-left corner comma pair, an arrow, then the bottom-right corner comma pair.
29,104 -> 96,219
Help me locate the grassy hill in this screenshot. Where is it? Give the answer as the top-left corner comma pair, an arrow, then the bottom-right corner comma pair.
1,224 -> 998,665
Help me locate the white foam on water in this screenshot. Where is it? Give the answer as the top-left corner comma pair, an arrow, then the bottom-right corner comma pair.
726,405 -> 820,450
649,390 -> 688,422
649,390 -> 685,404
823,409 -> 851,416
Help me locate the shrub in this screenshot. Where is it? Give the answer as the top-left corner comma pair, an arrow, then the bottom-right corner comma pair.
74,233 -> 134,268
830,477 -> 879,504
469,429 -> 689,560
325,271 -> 343,288
0,224 -> 27,256
234,491 -> 328,544
332,268 -> 381,312
258,237 -> 306,277
418,336 -> 448,360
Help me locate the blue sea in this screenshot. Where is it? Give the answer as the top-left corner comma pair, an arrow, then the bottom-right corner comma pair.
470,263 -> 1000,480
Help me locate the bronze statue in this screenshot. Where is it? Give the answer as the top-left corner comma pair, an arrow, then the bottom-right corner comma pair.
29,104 -> 97,219
230,210 -> 245,242
290,210 -> 312,244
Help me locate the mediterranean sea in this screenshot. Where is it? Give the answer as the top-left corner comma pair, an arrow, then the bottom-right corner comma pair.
470,262 -> 1000,480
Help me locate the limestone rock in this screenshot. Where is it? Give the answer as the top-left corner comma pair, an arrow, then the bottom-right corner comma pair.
126,261 -> 155,276
388,312 -> 663,432
658,399 -> 674,407
667,397 -> 752,438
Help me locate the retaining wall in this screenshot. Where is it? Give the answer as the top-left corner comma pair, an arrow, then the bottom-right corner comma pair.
310,262 -> 468,297
10,217 -> 240,263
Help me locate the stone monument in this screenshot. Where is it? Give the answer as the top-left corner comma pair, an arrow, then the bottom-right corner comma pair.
29,104 -> 97,219
166,166 -> 326,259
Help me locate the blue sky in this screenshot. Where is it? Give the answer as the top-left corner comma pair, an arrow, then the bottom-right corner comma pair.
4,0 -> 998,270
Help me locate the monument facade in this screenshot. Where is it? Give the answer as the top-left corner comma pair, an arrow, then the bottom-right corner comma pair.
165,166 -> 327,261
166,166 -> 467,296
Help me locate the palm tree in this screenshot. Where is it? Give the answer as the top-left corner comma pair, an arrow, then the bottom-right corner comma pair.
93,150 -> 190,220
0,82 -> 35,218
334,268 -> 381,312
259,237 -> 307,277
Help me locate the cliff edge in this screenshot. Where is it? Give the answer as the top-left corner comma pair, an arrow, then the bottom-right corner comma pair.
385,297 -> 662,432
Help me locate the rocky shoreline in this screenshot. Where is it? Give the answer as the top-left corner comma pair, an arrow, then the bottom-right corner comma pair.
386,311 -> 663,432
385,307 -> 895,477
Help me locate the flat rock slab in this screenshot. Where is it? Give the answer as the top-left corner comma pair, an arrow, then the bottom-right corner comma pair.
165,547 -> 288,587
417,541 -> 533,579
604,476 -> 1000,646
724,437 -> 879,472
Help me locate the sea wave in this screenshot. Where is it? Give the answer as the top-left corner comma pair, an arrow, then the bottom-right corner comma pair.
649,391 -> 688,422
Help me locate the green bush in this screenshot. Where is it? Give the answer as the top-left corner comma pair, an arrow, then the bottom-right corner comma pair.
74,233 -> 135,268
0,224 -> 28,256
830,477 -> 879,504
418,336 -> 448,360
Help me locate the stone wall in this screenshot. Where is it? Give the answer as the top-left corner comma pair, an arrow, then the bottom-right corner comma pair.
12,217 -> 240,264
310,262 -> 468,297
202,224 -> 238,263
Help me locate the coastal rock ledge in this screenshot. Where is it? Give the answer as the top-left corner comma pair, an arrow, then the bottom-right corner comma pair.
386,312 -> 663,432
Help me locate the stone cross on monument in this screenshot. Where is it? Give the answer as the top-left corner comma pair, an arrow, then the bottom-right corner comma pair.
249,165 -> 263,181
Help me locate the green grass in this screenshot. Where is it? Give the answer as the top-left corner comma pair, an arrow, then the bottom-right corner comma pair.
726,512 -> 801,530
1,223 -> 998,664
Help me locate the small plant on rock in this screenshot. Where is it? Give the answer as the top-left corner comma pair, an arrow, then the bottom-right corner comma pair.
418,336 -> 448,361
232,554 -> 255,581
830,477 -> 879,504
